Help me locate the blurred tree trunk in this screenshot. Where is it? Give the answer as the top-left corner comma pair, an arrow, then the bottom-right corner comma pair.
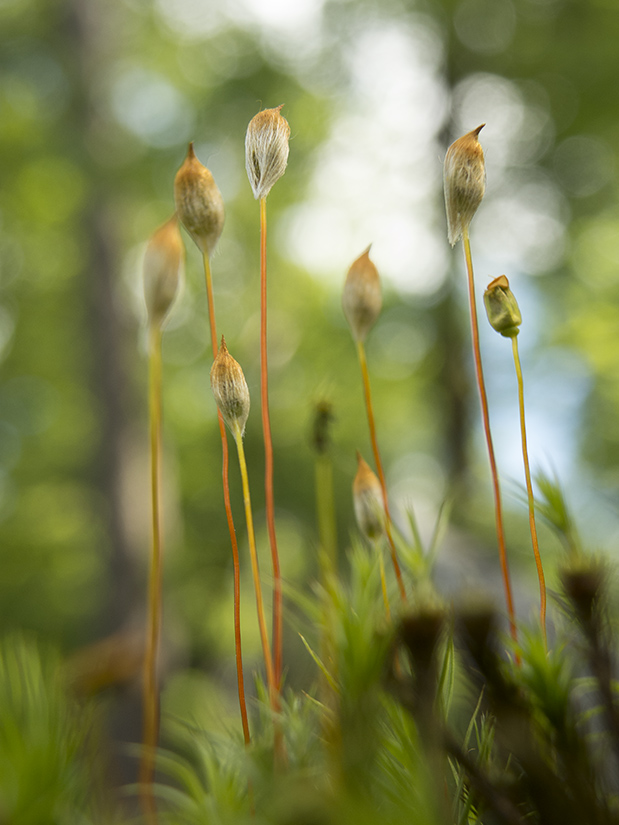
63,0 -> 138,633
62,0 -> 142,792
432,280 -> 471,500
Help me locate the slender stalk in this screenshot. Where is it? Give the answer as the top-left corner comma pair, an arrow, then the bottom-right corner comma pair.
231,421 -> 276,705
203,254 -> 250,746
356,339 -> 406,602
511,335 -> 547,646
315,452 -> 337,586
140,322 -> 163,823
313,430 -> 339,755
462,229 -> 518,649
259,195 -> 283,687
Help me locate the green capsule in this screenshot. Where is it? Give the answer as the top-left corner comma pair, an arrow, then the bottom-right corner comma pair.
483,275 -> 522,338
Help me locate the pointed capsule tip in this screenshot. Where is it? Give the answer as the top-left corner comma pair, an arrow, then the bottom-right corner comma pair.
356,245 -> 372,264
488,274 -> 509,290
355,451 -> 372,473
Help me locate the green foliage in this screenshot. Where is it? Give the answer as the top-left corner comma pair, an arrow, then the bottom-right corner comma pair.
534,471 -> 582,557
3,504 -> 619,825
0,633 -> 105,824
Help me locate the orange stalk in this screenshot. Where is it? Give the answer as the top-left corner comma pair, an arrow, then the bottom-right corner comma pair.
232,422 -> 276,704
356,339 -> 406,602
511,335 -> 546,646
203,254 -> 250,745
140,323 -> 163,824
462,230 -> 518,650
259,196 -> 283,687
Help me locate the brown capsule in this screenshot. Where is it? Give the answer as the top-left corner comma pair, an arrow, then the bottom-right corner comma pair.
483,275 -> 522,338
399,609 -> 446,671
561,561 -> 606,626
174,143 -> 225,257
311,399 -> 335,456
342,247 -> 382,343
443,124 -> 486,247
143,215 -> 184,327
353,451 -> 385,541
245,105 -> 290,200
210,337 -> 250,437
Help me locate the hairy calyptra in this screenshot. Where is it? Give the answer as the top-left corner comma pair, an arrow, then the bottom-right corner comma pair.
342,247 -> 382,343
174,143 -> 225,257
210,337 -> 250,437
143,215 -> 184,328
443,124 -> 486,246
245,105 -> 291,200
353,452 -> 385,541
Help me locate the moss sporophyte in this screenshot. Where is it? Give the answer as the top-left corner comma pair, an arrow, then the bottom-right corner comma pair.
140,216 -> 184,820
342,246 -> 382,344
353,452 -> 392,618
210,338 -> 277,714
245,106 -> 290,692
353,451 -> 385,542
443,126 -> 518,650
343,248 -> 407,603
483,275 -> 522,338
143,216 -> 183,329
443,124 -> 486,248
210,337 -> 251,437
174,144 -> 250,746
174,143 -> 224,258
245,105 -> 290,201
484,275 -> 547,644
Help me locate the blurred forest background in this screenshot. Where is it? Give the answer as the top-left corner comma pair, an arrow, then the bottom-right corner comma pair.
1,0 -> 619,764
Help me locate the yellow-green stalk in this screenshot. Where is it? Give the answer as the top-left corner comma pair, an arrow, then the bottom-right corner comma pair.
174,145 -> 250,745
210,338 -> 277,708
343,248 -> 406,603
310,400 -> 340,760
140,215 -> 183,820
444,126 -> 518,651
312,399 -> 338,584
245,105 -> 290,688
353,451 -> 391,620
484,275 -> 547,645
